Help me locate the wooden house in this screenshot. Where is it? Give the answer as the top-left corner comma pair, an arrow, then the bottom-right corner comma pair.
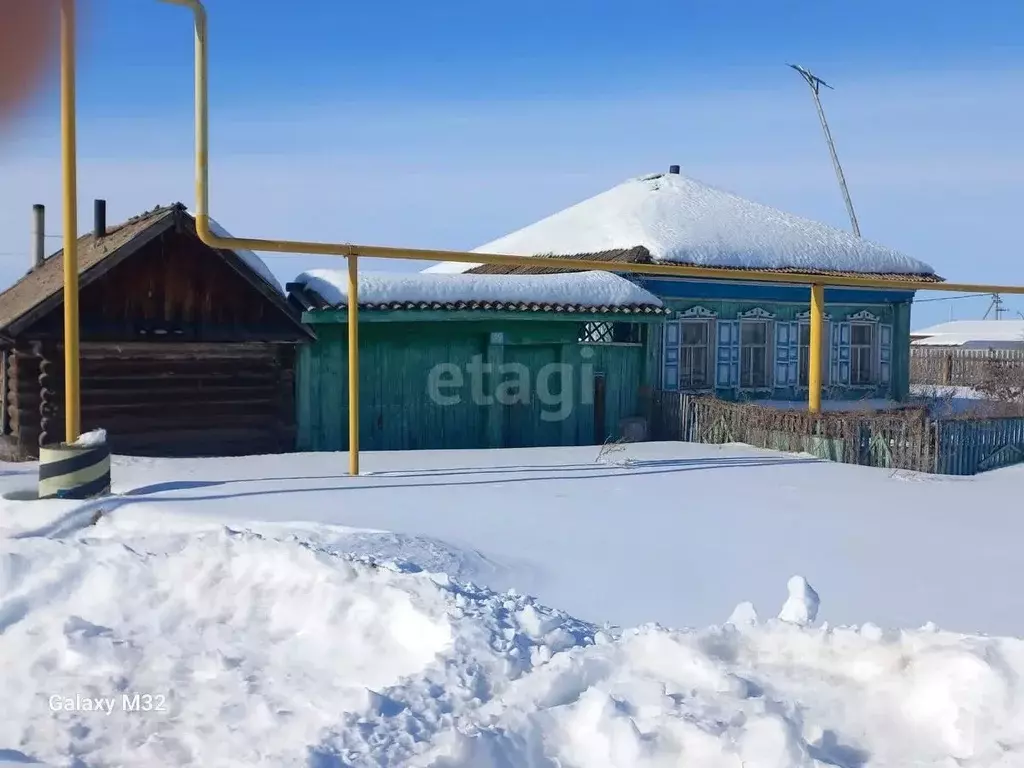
427,166 -> 943,405
0,201 -> 312,459
286,270 -> 669,451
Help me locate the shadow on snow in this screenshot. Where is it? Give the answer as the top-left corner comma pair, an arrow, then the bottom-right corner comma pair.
11,454 -> 819,540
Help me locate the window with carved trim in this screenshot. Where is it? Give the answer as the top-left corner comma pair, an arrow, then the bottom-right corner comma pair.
679,321 -> 711,388
850,323 -> 875,385
740,320 -> 769,388
663,320 -> 712,390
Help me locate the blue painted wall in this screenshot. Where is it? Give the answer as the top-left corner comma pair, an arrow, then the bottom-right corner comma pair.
636,276 -> 915,403
634,276 -> 915,305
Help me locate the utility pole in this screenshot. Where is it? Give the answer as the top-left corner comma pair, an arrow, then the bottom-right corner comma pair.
984,293 -> 1006,320
789,64 -> 861,238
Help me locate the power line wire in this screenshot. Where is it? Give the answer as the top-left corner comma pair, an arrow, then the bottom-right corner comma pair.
913,292 -> 992,303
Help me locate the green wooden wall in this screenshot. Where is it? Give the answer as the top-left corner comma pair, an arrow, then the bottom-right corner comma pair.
296,317 -> 652,452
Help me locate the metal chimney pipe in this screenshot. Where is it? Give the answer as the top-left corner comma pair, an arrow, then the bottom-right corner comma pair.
93,199 -> 107,238
32,204 -> 45,269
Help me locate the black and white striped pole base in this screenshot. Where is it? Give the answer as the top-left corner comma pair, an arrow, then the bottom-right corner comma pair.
38,441 -> 112,500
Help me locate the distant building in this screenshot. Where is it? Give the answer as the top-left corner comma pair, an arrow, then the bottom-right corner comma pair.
910,320 -> 1024,350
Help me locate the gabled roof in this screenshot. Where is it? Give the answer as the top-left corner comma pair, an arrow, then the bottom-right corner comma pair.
0,204 -> 312,339
425,170 -> 942,283
287,269 -> 669,316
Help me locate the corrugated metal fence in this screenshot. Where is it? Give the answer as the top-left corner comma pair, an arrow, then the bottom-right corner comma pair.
649,391 -> 1024,477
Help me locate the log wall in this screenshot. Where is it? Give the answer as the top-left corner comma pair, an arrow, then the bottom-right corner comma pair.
3,341 -> 296,458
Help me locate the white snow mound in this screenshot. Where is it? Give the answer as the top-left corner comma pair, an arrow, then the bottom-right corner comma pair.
778,574 -> 821,626
294,269 -> 663,308
69,428 -> 106,448
427,171 -> 936,276
726,600 -> 759,627
1,529 -> 1023,767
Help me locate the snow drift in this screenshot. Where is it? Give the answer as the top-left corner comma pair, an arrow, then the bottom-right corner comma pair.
2,522 -> 1022,767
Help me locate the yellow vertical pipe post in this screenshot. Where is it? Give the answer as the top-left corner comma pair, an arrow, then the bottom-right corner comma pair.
808,283 -> 824,413
189,2 -> 209,227
60,0 -> 81,443
348,255 -> 360,475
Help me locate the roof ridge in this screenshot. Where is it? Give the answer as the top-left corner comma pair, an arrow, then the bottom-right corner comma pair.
40,204 -> 181,261
466,250 -> 943,282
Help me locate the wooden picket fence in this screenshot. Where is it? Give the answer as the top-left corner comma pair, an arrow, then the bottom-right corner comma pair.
932,417 -> 1024,475
648,391 -> 1024,476
910,347 -> 1024,387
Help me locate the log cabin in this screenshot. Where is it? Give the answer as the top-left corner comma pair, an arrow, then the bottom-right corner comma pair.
0,201 -> 312,459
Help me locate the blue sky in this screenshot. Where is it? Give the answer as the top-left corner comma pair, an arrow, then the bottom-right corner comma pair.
2,0 -> 1023,327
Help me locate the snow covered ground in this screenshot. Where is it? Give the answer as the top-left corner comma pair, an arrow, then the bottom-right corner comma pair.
2,442 -> 1022,766
909,384 -> 1012,416
911,384 -> 986,401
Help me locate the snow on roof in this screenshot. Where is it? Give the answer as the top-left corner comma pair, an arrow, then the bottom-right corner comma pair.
424,170 -> 937,277
912,320 -> 1024,341
293,269 -> 665,310
913,334 -> 1024,348
187,210 -> 283,294
911,320 -> 1024,347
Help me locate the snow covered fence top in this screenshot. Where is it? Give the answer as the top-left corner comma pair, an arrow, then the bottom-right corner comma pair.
290,269 -> 668,315
425,170 -> 939,279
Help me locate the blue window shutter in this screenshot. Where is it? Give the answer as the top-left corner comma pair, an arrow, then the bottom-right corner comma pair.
839,323 -> 851,384
774,322 -> 799,385
879,323 -> 893,385
663,365 -> 679,390
774,322 -> 789,385
663,321 -> 679,390
829,322 -> 840,384
716,320 -> 739,387
822,320 -> 830,386
665,320 -> 679,347
788,322 -> 799,385
831,322 -> 851,385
